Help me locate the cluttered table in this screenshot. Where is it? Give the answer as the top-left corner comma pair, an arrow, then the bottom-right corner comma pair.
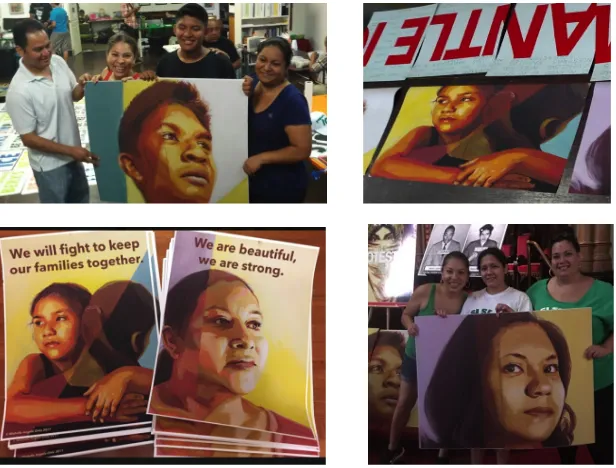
0,229 -> 326,459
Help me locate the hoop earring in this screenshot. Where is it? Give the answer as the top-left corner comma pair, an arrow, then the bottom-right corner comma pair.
549,268 -> 555,277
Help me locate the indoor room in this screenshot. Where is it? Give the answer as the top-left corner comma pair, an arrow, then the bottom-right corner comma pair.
0,2 -> 327,204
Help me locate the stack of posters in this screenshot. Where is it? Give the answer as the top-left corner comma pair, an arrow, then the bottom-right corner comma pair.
149,231 -> 320,458
148,231 -> 320,457
1,231 -> 161,457
368,224 -> 417,305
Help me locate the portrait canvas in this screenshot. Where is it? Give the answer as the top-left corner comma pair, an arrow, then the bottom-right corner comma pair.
148,231 -> 319,442
569,83 -> 610,196
1,231 -> 159,441
363,88 -> 399,174
368,224 -> 417,304
415,309 -> 595,449
86,79 -> 248,204
368,329 -> 418,433
368,83 -> 590,193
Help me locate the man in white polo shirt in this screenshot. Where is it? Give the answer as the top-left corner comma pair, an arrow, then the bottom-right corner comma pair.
5,19 -> 99,203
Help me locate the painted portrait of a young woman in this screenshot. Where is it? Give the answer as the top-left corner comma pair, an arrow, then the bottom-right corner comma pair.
369,83 -> 589,193
418,312 -> 595,449
149,269 -> 315,441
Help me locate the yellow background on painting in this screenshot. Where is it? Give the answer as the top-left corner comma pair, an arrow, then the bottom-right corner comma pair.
211,233 -> 318,431
122,81 -> 248,204
372,87 -> 438,167
2,231 -> 150,384
368,328 -> 418,427
535,308 -> 595,445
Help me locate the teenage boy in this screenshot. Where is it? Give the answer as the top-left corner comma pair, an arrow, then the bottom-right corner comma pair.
156,3 -> 235,79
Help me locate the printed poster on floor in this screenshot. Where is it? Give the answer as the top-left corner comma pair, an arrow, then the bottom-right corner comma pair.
415,310 -> 595,449
86,79 -> 248,204
368,83 -> 589,193
1,231 -> 159,441
148,231 -> 319,442
363,88 -> 399,174
368,224 -> 417,304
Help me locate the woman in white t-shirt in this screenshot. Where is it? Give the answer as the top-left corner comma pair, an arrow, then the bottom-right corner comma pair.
460,247 -> 532,464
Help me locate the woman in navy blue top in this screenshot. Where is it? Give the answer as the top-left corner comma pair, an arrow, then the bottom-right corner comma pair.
242,38 -> 313,203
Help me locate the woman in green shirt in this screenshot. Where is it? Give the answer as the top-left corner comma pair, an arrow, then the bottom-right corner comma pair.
385,251 -> 469,464
527,229 -> 613,465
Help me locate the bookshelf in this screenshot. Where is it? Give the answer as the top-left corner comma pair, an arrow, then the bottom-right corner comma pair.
233,3 -> 291,46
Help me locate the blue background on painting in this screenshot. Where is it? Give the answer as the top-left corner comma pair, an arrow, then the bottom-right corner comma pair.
130,251 -> 159,369
540,114 -> 582,160
85,82 -> 128,203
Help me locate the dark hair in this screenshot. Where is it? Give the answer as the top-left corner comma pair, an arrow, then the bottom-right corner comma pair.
257,37 -> 293,68
13,19 -> 46,50
478,247 -> 507,269
571,127 -> 611,195
368,224 -> 404,244
423,313 -> 575,448
30,283 -> 91,318
551,227 -> 581,253
176,3 -> 208,25
441,251 -> 470,273
368,330 -> 405,360
154,269 -> 255,385
107,33 -> 138,57
444,225 -> 456,234
479,224 -> 494,235
90,281 -> 156,362
119,81 -> 211,159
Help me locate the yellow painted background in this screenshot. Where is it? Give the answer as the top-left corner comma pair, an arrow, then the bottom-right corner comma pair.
370,87 -> 439,170
535,308 -> 595,445
123,81 -> 248,204
2,231 -> 151,385
210,233 -> 319,431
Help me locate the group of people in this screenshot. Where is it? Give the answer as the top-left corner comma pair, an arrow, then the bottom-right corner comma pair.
379,228 -> 613,465
6,3 -> 326,204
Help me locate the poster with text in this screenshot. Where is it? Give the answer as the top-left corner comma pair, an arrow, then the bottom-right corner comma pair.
1,231 -> 159,441
419,224 -> 470,275
487,4 -> 597,77
570,83 -> 610,196
364,5 -> 438,83
415,310 -> 595,449
368,329 -> 418,435
408,4 -> 511,78
368,83 -> 589,193
591,3 -> 611,82
86,79 -> 248,204
368,224 -> 417,304
363,88 -> 399,174
148,231 -> 319,441
14,433 -> 153,458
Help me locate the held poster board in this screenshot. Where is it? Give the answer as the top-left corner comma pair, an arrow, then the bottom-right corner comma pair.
415,310 -> 595,449
86,79 -> 248,204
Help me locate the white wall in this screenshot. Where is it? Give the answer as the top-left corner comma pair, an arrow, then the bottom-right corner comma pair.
79,3 -> 123,16
0,3 -> 31,20
292,3 -> 326,51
